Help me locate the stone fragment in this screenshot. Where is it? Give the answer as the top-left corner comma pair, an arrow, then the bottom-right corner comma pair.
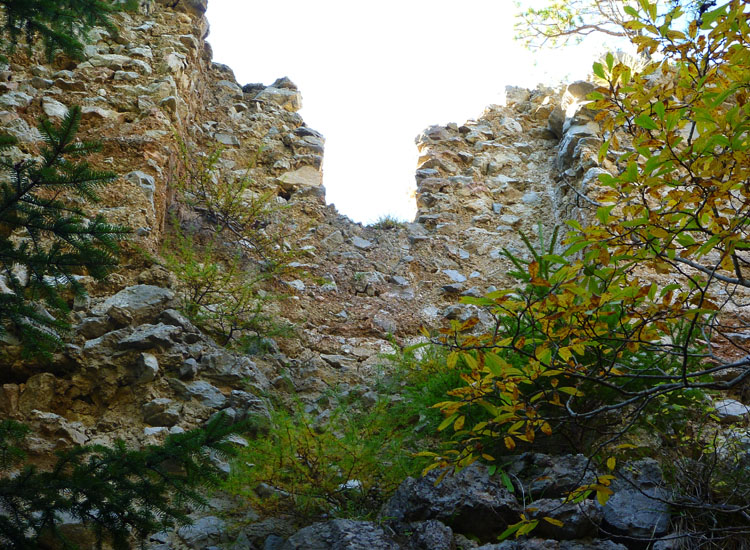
351,236 -> 373,250
200,351 -> 269,389
143,398 -> 180,427
92,285 -> 174,323
170,379 -> 227,409
373,312 -> 397,334
281,519 -> 399,550
320,354 -> 355,369
380,463 -> 520,538
135,353 -> 159,383
42,97 -> 69,119
506,453 -> 599,498
125,171 -> 156,207
278,165 -> 322,191
255,86 -> 302,111
529,499 -> 602,539
177,516 -> 228,550
215,132 -> 240,146
119,323 -> 180,350
602,459 -> 670,539
406,520 -> 453,550
714,399 -> 750,422
442,269 -> 467,283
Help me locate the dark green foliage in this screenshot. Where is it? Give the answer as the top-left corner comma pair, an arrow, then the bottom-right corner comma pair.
0,0 -> 138,60
0,413 -> 244,550
0,106 -> 129,352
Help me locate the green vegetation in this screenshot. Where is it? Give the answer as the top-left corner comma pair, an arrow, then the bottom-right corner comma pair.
0,107 -> 129,353
0,414 -> 246,550
165,142 -> 298,352
224,344 -> 460,524
369,214 -> 407,230
427,0 -> 750,542
0,0 -> 138,61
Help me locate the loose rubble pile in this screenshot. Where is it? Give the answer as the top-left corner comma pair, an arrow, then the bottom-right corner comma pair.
2,0 -> 749,549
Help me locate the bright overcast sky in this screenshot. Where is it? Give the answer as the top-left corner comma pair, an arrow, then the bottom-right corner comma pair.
206,0 -> 618,224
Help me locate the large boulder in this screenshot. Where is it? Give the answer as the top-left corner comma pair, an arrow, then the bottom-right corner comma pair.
602,459 -> 671,540
380,463 -> 520,539
91,285 -> 174,324
281,519 -> 400,550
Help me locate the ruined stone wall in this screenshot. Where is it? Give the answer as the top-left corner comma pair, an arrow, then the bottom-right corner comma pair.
0,0 -> 611,450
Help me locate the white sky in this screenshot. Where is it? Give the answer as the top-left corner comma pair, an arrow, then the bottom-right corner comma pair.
205,0 -> 617,224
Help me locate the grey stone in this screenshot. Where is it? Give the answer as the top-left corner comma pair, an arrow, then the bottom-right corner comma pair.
42,97 -> 69,119
352,236 -> 373,250
602,458 -> 670,539
320,354 -> 355,369
255,87 -> 302,112
125,171 -> 156,207
507,453 -> 599,498
407,520 -> 453,550
215,132 -> 240,146
143,398 -> 180,427
200,351 -> 269,389
442,269 -> 467,283
281,519 -> 399,550
135,352 -> 159,383
380,463 -> 520,538
118,323 -> 180,350
177,516 -> 227,549
171,379 -> 227,409
76,316 -> 112,339
530,499 -> 602,539
92,285 -> 174,323
114,70 -> 140,81
566,80 -> 597,100
180,357 -> 199,380
714,399 -> 750,422
322,229 -> 345,248
373,312 -> 397,334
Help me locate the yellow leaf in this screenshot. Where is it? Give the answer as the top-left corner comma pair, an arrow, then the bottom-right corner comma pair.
607,457 -> 616,470
558,347 -> 572,362
504,436 -> 516,450
543,517 -> 564,527
596,488 -> 613,506
454,415 -> 466,431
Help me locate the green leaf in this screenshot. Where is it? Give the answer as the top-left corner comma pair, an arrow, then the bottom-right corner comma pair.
635,114 -> 659,130
438,414 -> 458,432
623,5 -> 639,17
653,101 -> 665,120
592,62 -> 606,80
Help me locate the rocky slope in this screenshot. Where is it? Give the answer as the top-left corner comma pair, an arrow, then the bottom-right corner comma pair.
2,0 -> 748,549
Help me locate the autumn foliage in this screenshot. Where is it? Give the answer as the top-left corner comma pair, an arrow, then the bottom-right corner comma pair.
427,0 -> 750,540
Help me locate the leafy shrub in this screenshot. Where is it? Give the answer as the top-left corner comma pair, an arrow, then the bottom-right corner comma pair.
426,0 -> 750,540
225,396 -> 423,523
165,141 -> 299,350
162,225 -> 293,351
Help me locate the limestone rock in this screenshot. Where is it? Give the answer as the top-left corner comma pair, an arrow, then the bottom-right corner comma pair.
177,516 -> 228,549
380,463 -> 520,538
281,519 -> 399,550
602,459 -> 670,539
255,86 -> 302,111
714,399 -> 750,422
92,285 -> 174,323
